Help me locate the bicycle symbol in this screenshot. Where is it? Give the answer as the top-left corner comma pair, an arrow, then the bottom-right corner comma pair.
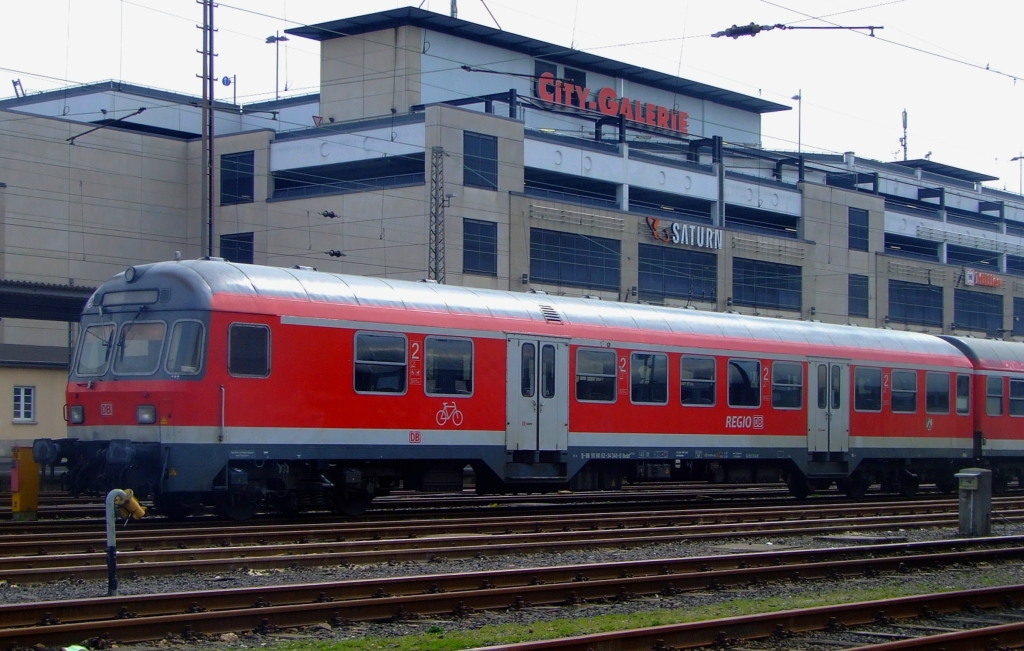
435,402 -> 464,427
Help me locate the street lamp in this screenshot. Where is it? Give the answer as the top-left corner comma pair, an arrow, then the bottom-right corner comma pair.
1013,153 -> 1023,197
266,31 -> 289,101
791,90 -> 802,153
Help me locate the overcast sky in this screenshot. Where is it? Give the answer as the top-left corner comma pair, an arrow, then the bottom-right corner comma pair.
2,0 -> 1021,192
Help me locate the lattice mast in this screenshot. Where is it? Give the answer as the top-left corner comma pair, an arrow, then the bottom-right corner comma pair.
428,146 -> 446,283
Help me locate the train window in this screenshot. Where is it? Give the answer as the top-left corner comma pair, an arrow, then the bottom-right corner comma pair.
890,370 -> 917,413
1010,379 -> 1024,417
956,375 -> 971,415
728,359 -> 761,408
576,348 -> 616,402
76,323 -> 115,376
631,352 -> 668,404
165,320 -> 205,375
112,321 -> 167,376
853,367 -> 882,412
521,343 -> 536,398
830,364 -> 841,410
425,337 -> 473,396
229,324 -> 271,378
817,364 -> 828,409
772,362 -> 802,409
541,344 -> 556,399
987,376 -> 1003,416
681,356 -> 715,406
925,372 -> 950,414
354,332 -> 405,393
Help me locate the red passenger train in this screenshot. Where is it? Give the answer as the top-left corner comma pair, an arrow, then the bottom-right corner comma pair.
31,260 -> 1024,519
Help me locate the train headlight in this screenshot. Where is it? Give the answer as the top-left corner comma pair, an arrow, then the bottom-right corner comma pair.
69,405 -> 85,424
137,404 -> 157,424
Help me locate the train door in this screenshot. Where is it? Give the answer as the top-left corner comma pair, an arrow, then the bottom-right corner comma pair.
807,360 -> 850,458
506,337 -> 569,451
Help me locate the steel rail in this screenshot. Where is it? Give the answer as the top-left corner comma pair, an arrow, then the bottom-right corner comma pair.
2,538 -> 1024,647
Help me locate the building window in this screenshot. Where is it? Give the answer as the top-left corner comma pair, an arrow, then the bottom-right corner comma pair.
728,359 -> 761,408
354,332 -> 406,393
228,323 -> 270,378
987,375 -> 1004,416
1015,298 -> 1024,336
630,352 -> 668,405
956,374 -> 971,415
926,372 -> 950,414
1007,255 -> 1024,277
848,274 -> 869,318
563,68 -> 586,106
463,132 -> 498,190
681,356 -> 715,406
638,244 -> 717,303
13,386 -> 34,423
854,367 -> 882,412
463,219 -> 497,276
221,232 -> 254,265
891,369 -> 917,413
529,228 -> 620,292
576,348 -> 616,402
888,280 -> 943,327
424,337 -> 473,396
848,207 -> 869,251
221,151 -> 255,205
732,258 -> 801,311
772,362 -> 803,409
534,60 -> 557,98
954,289 -> 1003,333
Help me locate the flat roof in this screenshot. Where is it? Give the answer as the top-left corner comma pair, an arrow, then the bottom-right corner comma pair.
897,159 -> 998,184
288,7 -> 789,115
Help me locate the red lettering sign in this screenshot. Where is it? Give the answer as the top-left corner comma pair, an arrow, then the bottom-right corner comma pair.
536,72 -> 688,135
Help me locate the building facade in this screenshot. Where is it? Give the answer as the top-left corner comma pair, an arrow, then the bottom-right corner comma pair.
1,7 -> 1023,455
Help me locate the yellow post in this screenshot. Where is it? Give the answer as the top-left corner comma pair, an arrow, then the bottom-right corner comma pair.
11,446 -> 40,521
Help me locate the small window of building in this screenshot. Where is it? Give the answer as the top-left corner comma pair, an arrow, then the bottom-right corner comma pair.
772,362 -> 802,409
681,356 -> 715,406
354,332 -> 406,393
954,289 -> 1004,334
925,372 -> 950,414
987,375 -> 1004,416
956,374 -> 971,415
533,60 -> 557,98
166,320 -> 205,375
854,367 -> 882,411
576,348 -> 616,402
13,386 -> 34,423
1011,379 -> 1024,417
888,280 -> 943,327
229,323 -> 270,377
463,219 -> 497,276
848,274 -> 869,318
221,232 -> 254,265
631,352 -> 668,404
563,67 -> 586,106
425,337 -> 473,396
76,323 -> 115,376
113,321 -> 167,376
848,207 -> 869,251
221,151 -> 255,205
891,370 -> 917,413
728,359 -> 761,408
464,132 -> 498,190
732,258 -> 801,311
1014,297 -> 1024,336
530,227 -> 621,292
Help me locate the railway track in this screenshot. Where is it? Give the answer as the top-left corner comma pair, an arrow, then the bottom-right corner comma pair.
2,536 -> 1023,648
2,497 -> 1023,583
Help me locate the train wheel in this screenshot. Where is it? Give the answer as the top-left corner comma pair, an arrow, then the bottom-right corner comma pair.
215,491 -> 262,521
993,472 -> 1009,495
154,492 -> 200,521
333,489 -> 373,517
787,474 -> 811,500
898,473 -> 919,498
839,478 -> 869,500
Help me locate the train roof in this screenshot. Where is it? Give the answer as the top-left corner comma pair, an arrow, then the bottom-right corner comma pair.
939,336 -> 1024,373
93,260 -> 971,364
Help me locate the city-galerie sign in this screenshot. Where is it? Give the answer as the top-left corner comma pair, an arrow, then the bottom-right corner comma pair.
536,72 -> 689,135
647,216 -> 724,250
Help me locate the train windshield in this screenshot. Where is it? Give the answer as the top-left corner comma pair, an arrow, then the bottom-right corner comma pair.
76,323 -> 115,376
166,321 -> 205,375
112,321 -> 166,375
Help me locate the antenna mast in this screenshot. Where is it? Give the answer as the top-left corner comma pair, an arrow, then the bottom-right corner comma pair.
451,0 -> 457,18
899,109 -> 908,162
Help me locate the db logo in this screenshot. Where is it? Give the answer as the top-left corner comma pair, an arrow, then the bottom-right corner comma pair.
100,403 -> 114,417
409,431 -> 422,444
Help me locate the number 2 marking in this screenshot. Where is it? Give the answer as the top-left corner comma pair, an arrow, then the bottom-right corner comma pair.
619,357 -> 627,373
411,341 -> 420,360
